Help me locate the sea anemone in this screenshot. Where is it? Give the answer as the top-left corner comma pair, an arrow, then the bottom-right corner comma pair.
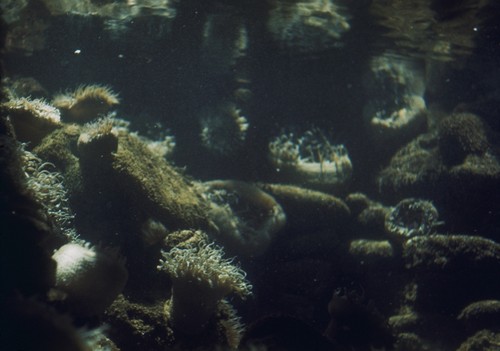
140,218 -> 169,247
53,85 -> 119,123
269,128 -> 353,188
267,0 -> 350,53
157,237 -> 252,335
200,102 -> 249,156
369,95 -> 427,140
2,97 -> 61,145
364,54 -> 427,144
385,198 -> 441,241
22,149 -> 75,237
51,242 -> 128,316
77,116 -> 119,161
201,180 -> 286,257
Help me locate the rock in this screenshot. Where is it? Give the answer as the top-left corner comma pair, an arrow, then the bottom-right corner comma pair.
258,183 -> 350,233
349,239 -> 394,260
456,329 -> 500,351
403,235 -> 500,313
438,113 -> 490,166
111,132 -> 209,231
457,300 -> 500,333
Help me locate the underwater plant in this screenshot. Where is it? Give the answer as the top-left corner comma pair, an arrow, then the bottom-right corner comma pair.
269,128 -> 352,187
157,236 -> 252,336
53,85 -> 119,123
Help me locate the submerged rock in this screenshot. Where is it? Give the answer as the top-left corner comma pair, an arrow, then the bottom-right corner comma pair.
378,126 -> 500,238
349,239 -> 394,260
259,183 -> 350,233
34,124 -> 209,241
404,234 -> 500,270
458,300 -> 500,334
438,113 -> 490,166
456,329 -> 500,351
110,131 -> 209,230
403,234 -> 500,313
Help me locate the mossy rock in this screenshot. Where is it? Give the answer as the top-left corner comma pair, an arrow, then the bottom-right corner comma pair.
438,113 -> 489,166
377,132 -> 442,200
403,235 -> 500,314
456,329 -> 500,351
32,124 -> 83,194
110,132 -> 209,230
258,183 -> 350,233
458,300 -> 500,333
34,125 -> 209,241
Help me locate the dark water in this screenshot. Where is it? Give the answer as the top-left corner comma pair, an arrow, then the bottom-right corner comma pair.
1,1 -> 500,351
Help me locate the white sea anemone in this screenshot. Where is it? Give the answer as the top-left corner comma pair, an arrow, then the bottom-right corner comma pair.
52,242 -> 128,316
269,128 -> 353,187
22,150 -> 75,239
2,97 -> 61,144
157,237 -> 252,335
385,198 -> 441,241
201,180 -> 287,257
200,102 -> 249,156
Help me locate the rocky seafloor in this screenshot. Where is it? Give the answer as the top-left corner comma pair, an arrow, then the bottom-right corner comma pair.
1,1 -> 500,351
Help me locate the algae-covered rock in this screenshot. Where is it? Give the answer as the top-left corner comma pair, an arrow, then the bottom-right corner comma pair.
32,124 -> 82,193
403,235 -> 500,314
377,128 -> 500,238
404,235 -> 500,270
377,132 -> 442,199
357,205 -> 390,238
111,132 -> 209,230
458,300 -> 500,333
394,332 -> 431,351
349,239 -> 394,260
0,117 -> 57,297
389,309 -> 420,334
258,183 -> 350,233
105,295 -> 171,350
35,124 -> 209,234
345,192 -> 372,217
440,152 -> 500,238
345,193 -> 391,239
438,113 -> 490,166
456,329 -> 500,351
